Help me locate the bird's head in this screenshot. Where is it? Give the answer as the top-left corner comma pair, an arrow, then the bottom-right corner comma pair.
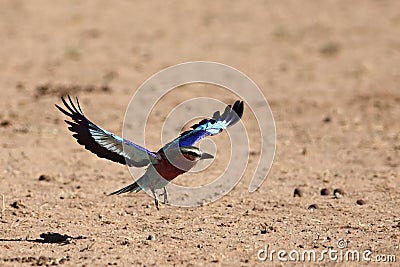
161,146 -> 214,172
179,146 -> 214,162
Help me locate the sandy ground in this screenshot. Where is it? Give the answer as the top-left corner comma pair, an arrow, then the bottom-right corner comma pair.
0,1 -> 399,266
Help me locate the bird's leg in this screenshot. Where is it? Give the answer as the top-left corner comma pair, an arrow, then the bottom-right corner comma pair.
158,187 -> 168,204
162,187 -> 168,204
150,188 -> 159,210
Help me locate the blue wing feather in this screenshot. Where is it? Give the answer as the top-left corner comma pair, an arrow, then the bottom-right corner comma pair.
56,96 -> 159,167
162,100 -> 244,151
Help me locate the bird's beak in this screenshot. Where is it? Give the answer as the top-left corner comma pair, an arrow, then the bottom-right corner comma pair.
200,152 -> 214,160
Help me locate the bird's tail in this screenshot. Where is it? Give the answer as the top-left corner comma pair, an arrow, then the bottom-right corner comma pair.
108,182 -> 142,195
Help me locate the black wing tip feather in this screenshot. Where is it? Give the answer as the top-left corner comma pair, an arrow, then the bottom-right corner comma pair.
190,100 -> 244,130
55,95 -> 84,116
232,100 -> 244,117
213,100 -> 244,124
55,95 -> 87,129
233,100 -> 244,117
54,104 -> 71,117
56,95 -> 130,166
230,100 -> 244,124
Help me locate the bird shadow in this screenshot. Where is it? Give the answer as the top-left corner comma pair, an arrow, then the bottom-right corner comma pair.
0,232 -> 86,245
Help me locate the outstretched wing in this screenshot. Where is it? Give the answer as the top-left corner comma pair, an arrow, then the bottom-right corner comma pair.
162,100 -> 244,151
55,96 -> 160,167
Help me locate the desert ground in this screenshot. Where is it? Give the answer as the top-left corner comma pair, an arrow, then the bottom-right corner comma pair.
0,1 -> 399,266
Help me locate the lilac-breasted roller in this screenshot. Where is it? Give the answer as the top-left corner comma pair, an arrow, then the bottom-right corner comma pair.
56,96 -> 244,209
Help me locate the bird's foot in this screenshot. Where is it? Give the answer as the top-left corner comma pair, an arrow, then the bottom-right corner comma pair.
154,197 -> 159,210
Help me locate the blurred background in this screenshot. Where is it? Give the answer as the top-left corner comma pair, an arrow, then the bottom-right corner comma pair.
0,1 -> 399,266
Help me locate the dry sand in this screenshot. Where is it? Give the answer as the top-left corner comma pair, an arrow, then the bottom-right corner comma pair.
0,1 -> 399,266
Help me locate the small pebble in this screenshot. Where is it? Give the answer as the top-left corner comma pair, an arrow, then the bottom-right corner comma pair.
38,174 -> 54,182
320,188 -> 331,196
356,199 -> 366,205
333,188 -> 345,199
10,200 -> 25,209
0,120 -> 11,127
293,188 -> 303,197
120,240 -> 130,246
323,116 -> 331,123
308,204 -> 318,210
147,234 -> 156,241
260,224 -> 267,234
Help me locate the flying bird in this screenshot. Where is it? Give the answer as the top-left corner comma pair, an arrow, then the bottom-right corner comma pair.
56,96 -> 244,209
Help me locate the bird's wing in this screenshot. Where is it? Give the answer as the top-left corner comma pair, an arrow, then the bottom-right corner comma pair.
55,96 -> 160,167
162,100 -> 244,150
